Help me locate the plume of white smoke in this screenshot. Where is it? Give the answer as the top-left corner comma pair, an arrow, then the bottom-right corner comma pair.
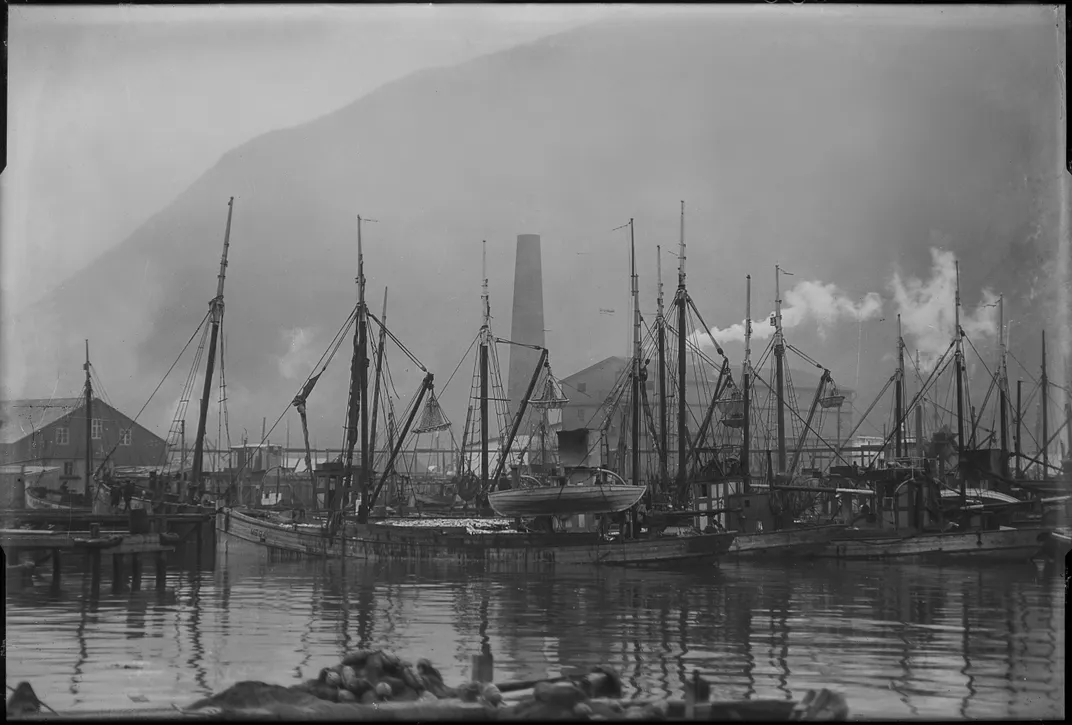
277,326 -> 321,381
698,279 -> 883,347
889,248 -> 999,370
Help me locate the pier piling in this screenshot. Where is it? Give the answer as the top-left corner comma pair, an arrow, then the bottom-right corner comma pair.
131,554 -> 142,591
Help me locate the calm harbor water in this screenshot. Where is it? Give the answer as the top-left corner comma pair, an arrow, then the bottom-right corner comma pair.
5,545 -> 1065,720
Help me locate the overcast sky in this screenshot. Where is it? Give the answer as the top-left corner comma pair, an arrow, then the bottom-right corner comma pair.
3,4 -> 1046,313
2,4 -> 629,310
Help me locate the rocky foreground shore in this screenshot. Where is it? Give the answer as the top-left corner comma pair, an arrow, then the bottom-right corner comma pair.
8,649 -> 849,721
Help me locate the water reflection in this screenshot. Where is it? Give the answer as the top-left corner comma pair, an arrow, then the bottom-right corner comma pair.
5,553 -> 1064,720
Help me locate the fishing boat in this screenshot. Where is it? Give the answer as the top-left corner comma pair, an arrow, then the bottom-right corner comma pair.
818,265 -> 1049,561
626,209 -> 847,557
218,222 -> 736,565
24,485 -> 91,512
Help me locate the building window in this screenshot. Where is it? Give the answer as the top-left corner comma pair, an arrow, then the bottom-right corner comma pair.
120,429 -> 132,446
91,418 -> 102,439
577,383 -> 587,394
63,461 -> 74,476
55,427 -> 70,445
577,409 -> 586,422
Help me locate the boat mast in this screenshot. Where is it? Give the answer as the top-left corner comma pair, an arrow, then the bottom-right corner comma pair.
1041,330 -> 1049,479
656,245 -> 668,485
774,264 -> 787,475
358,218 -> 371,518
676,201 -> 687,488
630,219 -> 641,488
954,260 -> 966,506
1014,378 -> 1023,478
480,241 -> 490,492
742,275 -> 752,491
83,340 -> 93,498
998,295 -> 1009,477
192,197 -> 234,496
895,315 -> 904,459
368,287 -> 388,487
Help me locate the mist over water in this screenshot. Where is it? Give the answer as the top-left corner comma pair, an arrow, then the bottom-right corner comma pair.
5,549 -> 1064,720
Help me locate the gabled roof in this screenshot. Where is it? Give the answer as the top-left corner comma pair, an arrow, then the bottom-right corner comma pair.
0,398 -> 83,445
561,356 -> 629,384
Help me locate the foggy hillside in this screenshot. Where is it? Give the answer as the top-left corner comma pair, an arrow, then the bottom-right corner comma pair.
5,10 -> 1064,451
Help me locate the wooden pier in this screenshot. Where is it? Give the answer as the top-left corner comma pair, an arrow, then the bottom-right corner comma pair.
2,509 -> 213,596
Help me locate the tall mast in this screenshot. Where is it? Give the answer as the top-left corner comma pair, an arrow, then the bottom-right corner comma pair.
656,245 -> 668,484
742,275 -> 752,490
358,217 -> 371,516
1041,330 -> 1049,478
895,314 -> 904,459
676,201 -> 687,486
1015,378 -> 1023,478
998,295 -> 1009,477
954,260 -> 966,505
192,197 -> 234,494
774,264 -> 787,475
83,340 -> 93,498
480,240 -> 490,492
630,219 -> 641,488
916,350 -> 925,458
368,287 -> 389,483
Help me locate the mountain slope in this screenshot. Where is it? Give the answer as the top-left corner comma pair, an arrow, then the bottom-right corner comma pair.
5,11 -> 1063,447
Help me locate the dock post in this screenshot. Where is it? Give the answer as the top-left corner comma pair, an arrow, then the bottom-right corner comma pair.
155,550 -> 167,591
51,550 -> 62,592
131,554 -> 142,591
470,653 -> 494,684
112,554 -> 125,594
196,520 -> 203,569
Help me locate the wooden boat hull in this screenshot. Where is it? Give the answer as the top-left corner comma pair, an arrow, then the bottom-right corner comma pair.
488,484 -> 647,517
727,525 -> 845,557
23,489 -> 91,513
818,526 -> 1047,562
217,508 -> 735,566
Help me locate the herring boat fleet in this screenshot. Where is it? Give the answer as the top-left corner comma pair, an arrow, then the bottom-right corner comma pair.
21,200 -> 1067,568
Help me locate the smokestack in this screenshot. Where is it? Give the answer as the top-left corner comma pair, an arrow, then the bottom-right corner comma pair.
508,234 -> 545,414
